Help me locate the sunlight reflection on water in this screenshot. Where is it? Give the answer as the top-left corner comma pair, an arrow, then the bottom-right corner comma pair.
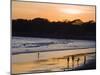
12,49 -> 96,74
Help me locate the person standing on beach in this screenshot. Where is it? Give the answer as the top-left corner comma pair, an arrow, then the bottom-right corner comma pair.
67,57 -> 70,69
76,57 -> 80,66
72,55 -> 74,68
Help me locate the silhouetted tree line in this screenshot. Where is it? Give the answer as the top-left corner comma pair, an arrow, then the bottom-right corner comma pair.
12,18 -> 96,40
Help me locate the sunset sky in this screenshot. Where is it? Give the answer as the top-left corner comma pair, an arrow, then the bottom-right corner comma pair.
12,1 -> 96,22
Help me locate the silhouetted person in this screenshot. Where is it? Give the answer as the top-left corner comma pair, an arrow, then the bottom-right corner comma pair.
84,55 -> 86,64
76,57 -> 80,66
66,57 -> 70,69
72,55 -> 74,68
37,52 -> 40,62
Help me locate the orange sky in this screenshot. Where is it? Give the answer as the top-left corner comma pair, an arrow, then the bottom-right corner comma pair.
12,1 -> 96,22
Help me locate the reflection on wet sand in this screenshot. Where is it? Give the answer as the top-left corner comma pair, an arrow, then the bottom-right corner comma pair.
12,49 -> 96,74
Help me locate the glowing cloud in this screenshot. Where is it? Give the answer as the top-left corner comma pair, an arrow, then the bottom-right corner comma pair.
60,8 -> 82,14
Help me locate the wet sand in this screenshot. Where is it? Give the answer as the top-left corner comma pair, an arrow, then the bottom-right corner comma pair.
12,48 -> 96,74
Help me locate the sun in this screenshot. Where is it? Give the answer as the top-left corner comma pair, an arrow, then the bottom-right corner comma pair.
61,8 -> 82,14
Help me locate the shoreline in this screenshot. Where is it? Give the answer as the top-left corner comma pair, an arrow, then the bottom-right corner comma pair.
12,47 -> 95,55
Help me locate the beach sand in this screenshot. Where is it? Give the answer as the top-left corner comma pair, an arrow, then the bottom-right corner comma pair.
12,48 -> 96,74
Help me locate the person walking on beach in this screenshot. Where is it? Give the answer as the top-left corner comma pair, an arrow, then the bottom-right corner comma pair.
76,57 -> 80,66
67,57 -> 70,69
84,55 -> 86,64
72,55 -> 74,68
